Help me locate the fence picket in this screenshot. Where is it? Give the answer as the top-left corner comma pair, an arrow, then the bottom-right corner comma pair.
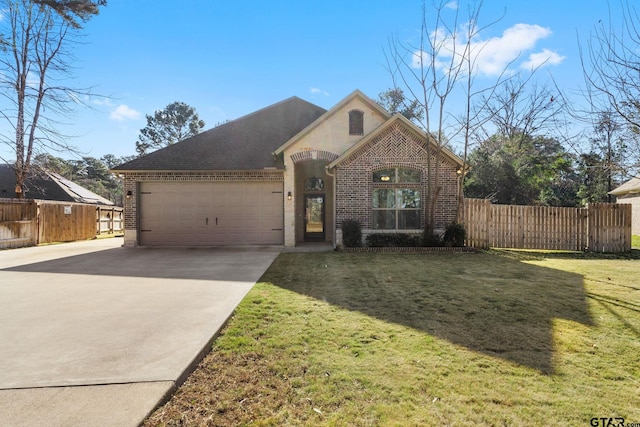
463,199 -> 631,253
1,199 -> 123,249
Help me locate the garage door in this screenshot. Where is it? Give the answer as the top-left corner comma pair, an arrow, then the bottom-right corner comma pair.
139,182 -> 283,246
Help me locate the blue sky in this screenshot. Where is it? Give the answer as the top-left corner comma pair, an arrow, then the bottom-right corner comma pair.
0,0 -> 627,161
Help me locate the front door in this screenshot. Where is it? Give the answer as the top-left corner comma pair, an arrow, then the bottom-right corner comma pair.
304,195 -> 325,241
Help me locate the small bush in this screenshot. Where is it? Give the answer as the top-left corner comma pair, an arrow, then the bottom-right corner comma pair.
366,233 -> 421,247
422,226 -> 443,247
342,220 -> 362,247
443,222 -> 466,247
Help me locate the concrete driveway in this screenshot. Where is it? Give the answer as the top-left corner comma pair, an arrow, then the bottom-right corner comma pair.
0,238 -> 280,426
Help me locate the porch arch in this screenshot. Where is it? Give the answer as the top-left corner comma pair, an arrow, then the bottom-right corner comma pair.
290,150 -> 339,164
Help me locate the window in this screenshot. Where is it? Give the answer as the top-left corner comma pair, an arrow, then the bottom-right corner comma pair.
349,109 -> 364,135
372,168 -> 421,229
304,177 -> 324,191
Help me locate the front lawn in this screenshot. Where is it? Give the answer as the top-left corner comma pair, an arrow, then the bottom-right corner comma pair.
145,250 -> 640,426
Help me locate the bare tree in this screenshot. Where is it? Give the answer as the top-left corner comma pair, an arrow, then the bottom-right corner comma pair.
583,1 -> 640,131
591,111 -> 626,200
386,0 -> 517,229
386,0 -> 467,237
453,4 -> 519,221
578,1 -> 640,176
477,79 -> 565,146
0,0 -> 105,198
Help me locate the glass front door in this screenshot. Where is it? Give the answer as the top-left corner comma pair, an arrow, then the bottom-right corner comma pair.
304,195 -> 325,241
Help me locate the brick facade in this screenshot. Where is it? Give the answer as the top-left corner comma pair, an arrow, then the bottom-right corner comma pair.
116,91 -> 463,248
335,122 -> 459,244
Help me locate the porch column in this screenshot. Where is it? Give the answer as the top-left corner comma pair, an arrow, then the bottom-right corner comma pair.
283,156 -> 296,247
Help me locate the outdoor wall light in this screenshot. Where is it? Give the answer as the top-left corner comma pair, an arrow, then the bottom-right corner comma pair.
287,191 -> 292,201
126,190 -> 133,199
456,167 -> 469,176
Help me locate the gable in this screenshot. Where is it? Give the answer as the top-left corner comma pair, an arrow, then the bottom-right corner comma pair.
328,114 -> 463,170
274,90 -> 390,158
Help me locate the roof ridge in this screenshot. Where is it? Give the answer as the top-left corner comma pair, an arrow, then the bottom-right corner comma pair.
200,96 -> 325,135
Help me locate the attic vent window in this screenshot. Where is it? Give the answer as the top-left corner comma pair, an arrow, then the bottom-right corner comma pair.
349,109 -> 364,135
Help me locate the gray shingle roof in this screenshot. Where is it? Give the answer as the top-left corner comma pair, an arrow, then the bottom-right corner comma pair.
112,96 -> 327,171
0,164 -> 113,205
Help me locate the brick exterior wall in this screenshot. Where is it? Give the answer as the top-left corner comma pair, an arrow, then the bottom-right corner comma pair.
121,170 -> 283,246
335,123 -> 459,244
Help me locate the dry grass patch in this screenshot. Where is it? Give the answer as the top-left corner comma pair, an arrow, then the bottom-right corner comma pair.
145,251 -> 640,426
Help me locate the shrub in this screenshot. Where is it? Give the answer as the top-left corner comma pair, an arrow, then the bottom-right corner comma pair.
366,233 -> 421,247
422,226 -> 443,247
341,220 -> 362,247
443,222 -> 466,247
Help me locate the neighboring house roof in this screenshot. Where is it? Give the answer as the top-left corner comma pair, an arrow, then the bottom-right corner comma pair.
112,96 -> 327,172
327,113 -> 464,169
609,176 -> 640,196
0,164 -> 114,205
273,89 -> 391,156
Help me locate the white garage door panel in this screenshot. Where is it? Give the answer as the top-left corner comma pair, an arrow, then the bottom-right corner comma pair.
139,182 -> 283,246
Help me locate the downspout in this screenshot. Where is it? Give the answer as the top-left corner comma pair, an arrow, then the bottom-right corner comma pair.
325,165 -> 337,249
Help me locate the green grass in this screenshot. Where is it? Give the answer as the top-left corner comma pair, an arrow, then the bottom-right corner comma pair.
145,251 -> 640,426
633,234 -> 640,248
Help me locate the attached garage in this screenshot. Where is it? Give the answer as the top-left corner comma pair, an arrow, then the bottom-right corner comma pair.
138,181 -> 283,246
112,96 -> 328,247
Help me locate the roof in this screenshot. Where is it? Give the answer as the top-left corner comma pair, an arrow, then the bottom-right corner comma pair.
112,97 -> 327,172
0,164 -> 114,205
273,89 -> 391,156
327,113 -> 464,169
609,176 -> 640,196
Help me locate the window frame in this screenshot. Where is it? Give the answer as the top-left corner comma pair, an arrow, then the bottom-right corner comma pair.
372,167 -> 421,230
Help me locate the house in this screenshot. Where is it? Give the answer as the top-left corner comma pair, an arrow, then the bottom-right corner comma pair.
112,90 -> 463,247
0,164 -> 114,205
610,176 -> 640,235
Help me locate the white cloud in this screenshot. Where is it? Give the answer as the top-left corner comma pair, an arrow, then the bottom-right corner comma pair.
445,1 -> 458,10
110,104 -> 141,122
93,98 -> 115,107
520,49 -> 566,70
310,87 -> 329,96
412,23 -> 563,77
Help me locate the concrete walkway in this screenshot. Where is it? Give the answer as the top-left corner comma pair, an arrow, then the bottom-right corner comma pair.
0,238 -> 280,426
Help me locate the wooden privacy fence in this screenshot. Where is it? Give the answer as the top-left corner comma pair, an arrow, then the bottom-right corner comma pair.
97,206 -> 124,235
462,198 -> 632,252
0,199 -> 38,249
0,199 -> 123,249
